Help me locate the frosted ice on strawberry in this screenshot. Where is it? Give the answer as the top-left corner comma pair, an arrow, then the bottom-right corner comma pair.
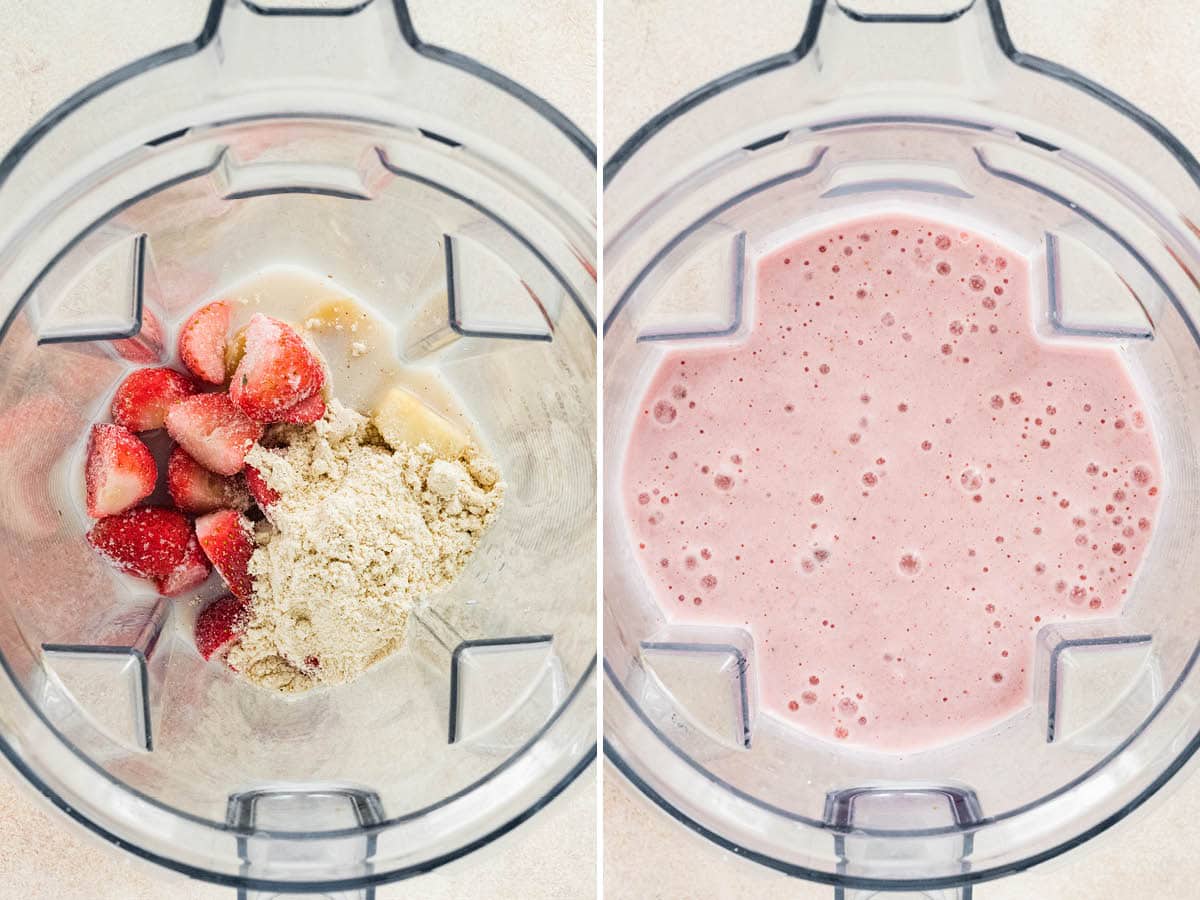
196,509 -> 255,600
229,314 -> 325,422
167,446 -> 252,514
155,532 -> 211,596
85,424 -> 157,518
165,393 -> 263,476
622,215 -> 1164,752
194,594 -> 249,661
87,507 -> 192,579
178,300 -> 232,384
110,367 -> 197,432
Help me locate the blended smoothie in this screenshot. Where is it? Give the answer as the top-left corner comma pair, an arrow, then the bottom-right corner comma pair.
623,214 -> 1162,752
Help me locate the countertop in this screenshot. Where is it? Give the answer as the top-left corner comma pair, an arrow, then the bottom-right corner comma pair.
0,1 -> 596,898
602,1 -> 1200,898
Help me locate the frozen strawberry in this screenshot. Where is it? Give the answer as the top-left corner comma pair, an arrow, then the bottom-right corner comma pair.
167,446 -> 252,514
196,509 -> 255,599
194,594 -> 250,660
242,461 -> 280,510
154,532 -> 211,596
164,393 -> 263,476
84,424 -> 157,518
110,367 -> 198,432
87,506 -> 191,578
230,314 -> 324,421
178,300 -> 231,384
272,390 -> 326,425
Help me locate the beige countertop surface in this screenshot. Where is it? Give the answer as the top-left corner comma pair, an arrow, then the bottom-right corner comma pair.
603,2 -> 1200,899
0,1 -> 595,898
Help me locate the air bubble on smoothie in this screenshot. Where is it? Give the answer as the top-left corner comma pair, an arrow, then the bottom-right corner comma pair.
960,467 -> 984,491
813,548 -> 831,563
818,364 -> 830,375
969,274 -> 986,291
849,432 -> 862,445
1070,585 -> 1088,604
671,384 -> 688,400
714,474 -> 734,490
921,440 -> 933,451
637,493 -> 650,505
1122,526 -> 1136,538
1111,542 -> 1126,556
700,547 -> 712,560
936,234 -> 952,250
692,596 -> 703,606
941,343 -> 953,356
992,672 -> 1004,683
936,262 -> 952,276
1132,465 -> 1152,485
802,690 -> 818,704
881,311 -> 896,326
1009,392 -> 1023,405
898,553 -> 922,575
653,400 -> 677,424
949,320 -> 964,336
902,332 -> 913,342
834,726 -> 850,740
1074,534 -> 1089,547
1138,517 -> 1151,531
811,493 -> 825,505
788,699 -> 799,711
989,394 -> 1004,410
685,555 -> 698,569
838,697 -> 859,714
701,574 -> 718,589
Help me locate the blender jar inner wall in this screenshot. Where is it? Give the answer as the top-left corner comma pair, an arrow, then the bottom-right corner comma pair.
604,113 -> 1200,881
0,116 -> 596,827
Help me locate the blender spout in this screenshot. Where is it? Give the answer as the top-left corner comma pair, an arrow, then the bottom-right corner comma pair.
209,0 -> 412,96
803,0 -> 1009,101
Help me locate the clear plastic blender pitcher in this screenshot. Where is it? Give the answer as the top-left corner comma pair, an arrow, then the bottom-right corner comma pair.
604,0 -> 1200,894
0,0 -> 595,893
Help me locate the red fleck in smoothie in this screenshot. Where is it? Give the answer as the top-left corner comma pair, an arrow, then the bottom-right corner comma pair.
623,214 -> 1163,752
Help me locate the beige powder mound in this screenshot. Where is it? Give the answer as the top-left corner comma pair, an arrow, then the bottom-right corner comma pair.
227,400 -> 504,693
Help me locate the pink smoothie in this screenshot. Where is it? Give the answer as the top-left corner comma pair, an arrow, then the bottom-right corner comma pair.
622,214 -> 1163,752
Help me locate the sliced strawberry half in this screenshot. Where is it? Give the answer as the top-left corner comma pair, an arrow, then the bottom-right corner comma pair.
164,393 -> 263,476
155,532 -> 212,596
194,594 -> 250,660
167,446 -> 252,514
243,461 -> 280,510
87,506 -> 191,579
230,314 -> 325,422
110,367 -> 198,432
271,390 -> 326,425
178,300 -> 231,384
84,424 -> 157,518
196,509 -> 255,599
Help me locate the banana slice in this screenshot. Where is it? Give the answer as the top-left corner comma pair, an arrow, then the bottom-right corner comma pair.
373,387 -> 468,457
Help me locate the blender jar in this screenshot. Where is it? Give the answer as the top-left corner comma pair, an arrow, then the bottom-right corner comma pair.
605,0 -> 1200,893
0,0 -> 595,893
